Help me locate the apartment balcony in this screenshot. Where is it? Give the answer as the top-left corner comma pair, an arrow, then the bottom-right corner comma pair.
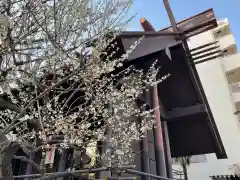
222,53 -> 240,84
232,91 -> 240,103
229,82 -> 240,113
218,34 -> 237,53
220,54 -> 240,113
212,19 -> 230,39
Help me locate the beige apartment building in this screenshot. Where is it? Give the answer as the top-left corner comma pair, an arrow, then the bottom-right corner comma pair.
173,18 -> 240,180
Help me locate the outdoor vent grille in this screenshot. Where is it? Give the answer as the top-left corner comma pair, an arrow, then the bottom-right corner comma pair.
189,41 -> 222,64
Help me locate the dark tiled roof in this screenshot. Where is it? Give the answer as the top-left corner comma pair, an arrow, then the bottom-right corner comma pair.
210,175 -> 240,180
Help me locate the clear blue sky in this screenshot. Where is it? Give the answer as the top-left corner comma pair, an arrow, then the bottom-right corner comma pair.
127,0 -> 240,48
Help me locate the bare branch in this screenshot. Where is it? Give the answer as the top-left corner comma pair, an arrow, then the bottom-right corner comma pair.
13,156 -> 43,175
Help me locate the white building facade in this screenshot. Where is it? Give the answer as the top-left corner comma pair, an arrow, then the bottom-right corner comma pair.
173,19 -> 240,180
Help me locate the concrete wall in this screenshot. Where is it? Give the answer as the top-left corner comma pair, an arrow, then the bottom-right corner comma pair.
184,57 -> 240,180
187,31 -> 215,49
173,55 -> 240,179
173,20 -> 240,179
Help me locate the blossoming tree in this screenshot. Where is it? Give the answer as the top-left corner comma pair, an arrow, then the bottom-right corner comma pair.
0,0 -> 164,179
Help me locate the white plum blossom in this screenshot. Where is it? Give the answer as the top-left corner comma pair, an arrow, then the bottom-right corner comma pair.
0,1 -> 169,179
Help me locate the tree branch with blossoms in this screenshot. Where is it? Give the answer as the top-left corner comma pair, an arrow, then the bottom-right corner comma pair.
0,0 -> 168,179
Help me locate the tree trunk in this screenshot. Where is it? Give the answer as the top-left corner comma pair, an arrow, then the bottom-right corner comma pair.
1,142 -> 20,180
182,162 -> 188,180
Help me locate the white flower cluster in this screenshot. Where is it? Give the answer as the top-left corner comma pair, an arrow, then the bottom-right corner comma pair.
0,0 -> 167,168
0,47 -> 163,166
